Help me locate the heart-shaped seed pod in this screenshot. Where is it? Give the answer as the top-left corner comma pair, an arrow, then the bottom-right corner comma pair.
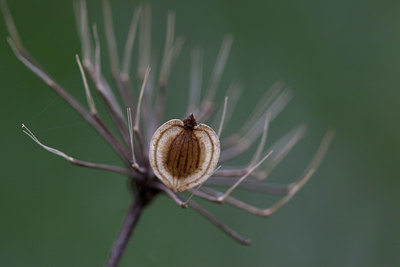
149,114 -> 220,192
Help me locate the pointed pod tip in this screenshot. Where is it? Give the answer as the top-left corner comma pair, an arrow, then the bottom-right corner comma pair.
183,113 -> 197,129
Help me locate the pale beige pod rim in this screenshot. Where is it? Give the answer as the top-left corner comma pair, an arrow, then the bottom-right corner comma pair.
149,119 -> 220,192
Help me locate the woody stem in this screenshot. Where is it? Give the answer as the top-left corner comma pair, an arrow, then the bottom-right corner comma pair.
106,191 -> 145,267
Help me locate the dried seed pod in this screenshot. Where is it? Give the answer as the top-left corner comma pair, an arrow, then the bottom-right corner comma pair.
149,114 -> 220,192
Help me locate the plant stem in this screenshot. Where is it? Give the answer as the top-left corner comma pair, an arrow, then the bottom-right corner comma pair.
106,193 -> 145,267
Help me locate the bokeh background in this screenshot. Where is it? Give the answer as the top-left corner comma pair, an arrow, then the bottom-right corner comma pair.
1,0 -> 399,266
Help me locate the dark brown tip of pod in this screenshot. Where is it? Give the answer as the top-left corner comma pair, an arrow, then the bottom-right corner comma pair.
183,113 -> 197,130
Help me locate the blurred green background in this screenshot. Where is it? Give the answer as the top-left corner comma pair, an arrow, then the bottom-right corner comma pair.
1,0 -> 399,266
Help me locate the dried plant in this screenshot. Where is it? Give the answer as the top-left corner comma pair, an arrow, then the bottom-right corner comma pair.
1,0 -> 334,266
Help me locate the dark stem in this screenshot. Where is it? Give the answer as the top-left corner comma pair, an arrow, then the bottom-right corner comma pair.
106,192 -> 145,267
188,199 -> 251,245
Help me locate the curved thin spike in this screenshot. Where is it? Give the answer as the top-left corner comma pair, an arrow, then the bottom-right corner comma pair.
22,124 -> 134,177
217,96 -> 229,137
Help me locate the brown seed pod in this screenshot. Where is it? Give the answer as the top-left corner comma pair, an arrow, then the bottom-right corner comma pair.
149,114 -> 220,192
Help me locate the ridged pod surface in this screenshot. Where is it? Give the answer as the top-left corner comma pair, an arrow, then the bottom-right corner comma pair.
149,114 -> 220,192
